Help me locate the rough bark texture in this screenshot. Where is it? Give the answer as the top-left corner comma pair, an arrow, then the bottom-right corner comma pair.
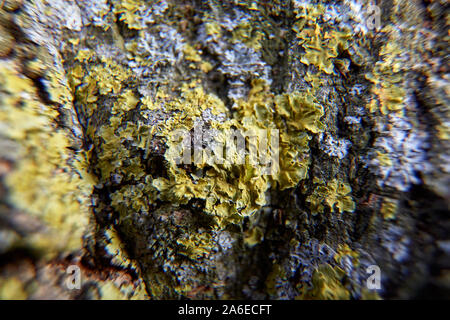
0,0 -> 449,299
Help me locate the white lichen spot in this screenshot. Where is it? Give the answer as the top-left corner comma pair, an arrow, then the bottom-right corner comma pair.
217,231 -> 234,251
319,134 -> 352,159
370,114 -> 430,192
344,116 -> 361,125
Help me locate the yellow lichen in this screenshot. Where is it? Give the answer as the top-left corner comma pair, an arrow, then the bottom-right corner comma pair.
176,232 -> 214,260
0,277 -> 27,300
306,179 -> 355,215
293,4 -> 351,75
244,226 -> 264,247
205,22 -> 221,37
265,264 -> 287,297
376,151 -> 393,167
334,244 -> 359,267
232,21 -> 264,50
114,0 -> 147,30
183,44 -> 202,63
0,62 -> 94,257
296,264 -> 350,300
380,198 -> 398,220
365,27 -> 407,115
274,93 -> 325,133
87,68 -> 325,232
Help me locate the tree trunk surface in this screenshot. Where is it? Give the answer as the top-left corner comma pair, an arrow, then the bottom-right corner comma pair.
0,0 -> 448,299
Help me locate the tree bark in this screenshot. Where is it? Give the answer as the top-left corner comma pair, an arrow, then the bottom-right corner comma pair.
0,0 -> 448,299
